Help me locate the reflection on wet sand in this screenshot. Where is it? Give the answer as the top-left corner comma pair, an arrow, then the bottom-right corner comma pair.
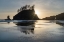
14,20 -> 36,34
17,25 -> 34,34
0,20 -> 64,42
56,20 -> 64,26
14,20 -> 36,26
7,21 -> 10,24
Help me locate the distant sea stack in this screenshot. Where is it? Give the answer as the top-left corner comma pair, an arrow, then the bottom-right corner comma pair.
42,12 -> 64,20
5,15 -> 11,20
42,16 -> 55,20
56,12 -> 64,20
13,5 -> 39,20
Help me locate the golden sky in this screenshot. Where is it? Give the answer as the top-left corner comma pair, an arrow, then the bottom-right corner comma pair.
0,0 -> 64,19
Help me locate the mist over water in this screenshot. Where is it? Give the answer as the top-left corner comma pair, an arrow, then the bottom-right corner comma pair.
0,20 -> 64,42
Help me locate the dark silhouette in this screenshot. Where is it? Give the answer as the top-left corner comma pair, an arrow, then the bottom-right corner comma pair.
13,5 -> 39,20
42,16 -> 56,20
7,15 -> 10,20
56,12 -> 64,20
42,12 -> 64,20
5,15 -> 11,20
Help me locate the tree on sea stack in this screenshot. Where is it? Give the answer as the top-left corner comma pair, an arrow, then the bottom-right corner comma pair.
13,5 -> 39,20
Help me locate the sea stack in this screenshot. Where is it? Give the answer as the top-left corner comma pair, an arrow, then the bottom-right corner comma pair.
5,15 -> 11,20
13,5 -> 39,20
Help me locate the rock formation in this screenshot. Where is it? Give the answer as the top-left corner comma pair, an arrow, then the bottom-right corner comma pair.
42,12 -> 64,20
5,15 -> 11,20
42,16 -> 55,20
13,5 -> 39,20
56,13 -> 64,20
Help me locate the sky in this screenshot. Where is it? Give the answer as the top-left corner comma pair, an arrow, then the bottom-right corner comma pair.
0,0 -> 64,19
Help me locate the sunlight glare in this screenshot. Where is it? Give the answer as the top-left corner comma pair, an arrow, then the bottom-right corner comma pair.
35,10 -> 40,15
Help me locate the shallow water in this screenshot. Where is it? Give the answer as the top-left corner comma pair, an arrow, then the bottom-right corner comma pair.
0,20 -> 64,42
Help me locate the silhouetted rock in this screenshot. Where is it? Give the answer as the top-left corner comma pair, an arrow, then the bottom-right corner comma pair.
56,13 -> 64,20
43,16 -> 55,20
13,5 -> 39,20
42,12 -> 64,20
5,15 -> 11,20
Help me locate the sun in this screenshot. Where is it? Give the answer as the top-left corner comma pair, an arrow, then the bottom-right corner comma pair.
35,10 -> 40,15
